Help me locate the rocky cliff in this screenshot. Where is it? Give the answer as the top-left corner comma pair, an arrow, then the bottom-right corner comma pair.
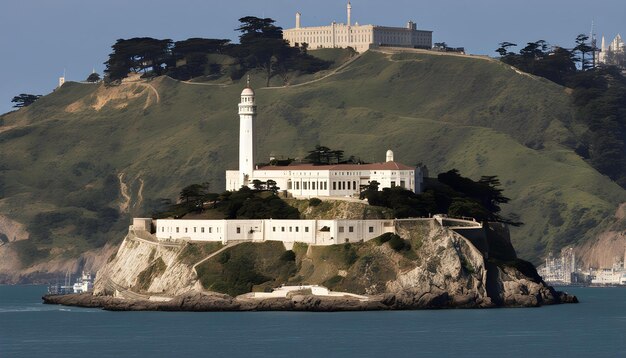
76,219 -> 575,310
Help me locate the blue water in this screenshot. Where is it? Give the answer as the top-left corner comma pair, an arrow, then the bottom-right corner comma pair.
0,286 -> 624,357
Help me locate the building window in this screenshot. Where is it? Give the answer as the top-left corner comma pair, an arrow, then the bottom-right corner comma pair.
347,181 -> 351,190
400,180 -> 406,188
236,227 -> 241,234
369,226 -> 374,233
391,181 -> 396,187
339,226 -> 345,233
349,226 -> 354,233
353,181 -> 357,190
185,228 -> 188,233
193,227 -> 197,233
176,227 -> 179,233
282,227 -> 285,232
209,227 -> 212,233
296,227 -> 299,232
273,227 -> 276,232
305,227 -> 309,233
289,227 -> 293,232
161,227 -> 164,232
333,182 -> 337,190
296,182 -> 300,190
312,182 -> 316,190
288,181 -> 292,190
201,227 -> 205,233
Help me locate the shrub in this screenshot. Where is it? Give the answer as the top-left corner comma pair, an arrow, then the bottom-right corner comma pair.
388,234 -> 410,252
280,250 -> 296,262
323,275 -> 343,289
375,232 -> 395,245
218,251 -> 231,264
308,198 -> 322,207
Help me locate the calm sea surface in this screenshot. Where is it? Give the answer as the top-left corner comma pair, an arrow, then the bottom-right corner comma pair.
0,285 -> 624,357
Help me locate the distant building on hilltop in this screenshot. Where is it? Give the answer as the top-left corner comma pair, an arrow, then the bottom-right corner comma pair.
282,2 -> 433,53
599,34 -> 625,67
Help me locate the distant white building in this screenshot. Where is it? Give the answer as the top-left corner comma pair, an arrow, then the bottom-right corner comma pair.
225,80 -> 424,197
282,2 -> 433,53
599,34 -> 624,65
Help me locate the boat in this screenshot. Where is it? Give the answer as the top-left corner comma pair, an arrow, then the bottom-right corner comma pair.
47,271 -> 94,295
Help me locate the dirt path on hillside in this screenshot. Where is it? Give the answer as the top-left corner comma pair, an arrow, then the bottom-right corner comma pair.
118,173 -> 131,213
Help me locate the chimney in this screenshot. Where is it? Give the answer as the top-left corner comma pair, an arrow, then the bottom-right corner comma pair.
386,149 -> 394,162
296,12 -> 301,29
347,2 -> 352,26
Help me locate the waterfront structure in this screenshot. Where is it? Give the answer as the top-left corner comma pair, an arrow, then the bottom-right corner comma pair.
537,247 -> 577,284
282,2 -> 433,53
225,82 -> 424,197
538,245 -> 626,286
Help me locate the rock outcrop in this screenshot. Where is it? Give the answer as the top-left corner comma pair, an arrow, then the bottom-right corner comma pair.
57,219 -> 578,311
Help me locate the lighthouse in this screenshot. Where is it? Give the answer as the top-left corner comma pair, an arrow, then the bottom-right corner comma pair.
238,76 -> 256,186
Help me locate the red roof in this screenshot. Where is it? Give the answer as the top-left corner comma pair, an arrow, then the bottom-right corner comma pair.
256,162 -> 414,171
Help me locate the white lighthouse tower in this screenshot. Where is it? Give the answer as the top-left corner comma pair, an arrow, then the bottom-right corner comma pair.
238,76 -> 256,187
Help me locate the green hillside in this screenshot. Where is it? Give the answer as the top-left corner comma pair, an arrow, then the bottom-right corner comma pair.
1,49 -> 624,270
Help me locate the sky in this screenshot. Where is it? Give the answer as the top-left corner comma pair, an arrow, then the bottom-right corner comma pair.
0,0 -> 624,114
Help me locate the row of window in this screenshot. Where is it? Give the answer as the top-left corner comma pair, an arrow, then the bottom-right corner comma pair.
163,226 -> 222,234
162,224 -> 377,235
338,226 -> 376,233
272,226 -> 310,233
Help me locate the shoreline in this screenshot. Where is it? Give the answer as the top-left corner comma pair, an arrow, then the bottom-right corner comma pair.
42,290 -> 578,312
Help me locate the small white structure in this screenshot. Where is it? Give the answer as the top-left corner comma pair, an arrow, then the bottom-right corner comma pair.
282,2 -> 433,53
225,82 -> 424,196
249,285 -> 368,300
132,218 -> 153,231
72,272 -> 94,293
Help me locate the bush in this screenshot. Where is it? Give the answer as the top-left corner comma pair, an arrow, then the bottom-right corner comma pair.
280,250 -> 296,262
308,198 -> 322,207
388,234 -> 410,252
218,251 -> 231,264
375,232 -> 395,245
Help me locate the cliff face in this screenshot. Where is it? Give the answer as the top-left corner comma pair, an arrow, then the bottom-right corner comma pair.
93,231 -> 197,297
91,220 -> 568,308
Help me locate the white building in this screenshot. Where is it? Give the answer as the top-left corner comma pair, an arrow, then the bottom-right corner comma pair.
599,34 -> 624,65
225,81 -> 424,197
155,218 -> 400,245
282,2 -> 433,53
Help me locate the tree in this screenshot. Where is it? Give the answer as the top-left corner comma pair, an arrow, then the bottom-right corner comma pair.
234,17 -> 330,86
86,72 -> 101,83
266,179 -> 280,194
104,37 -> 174,82
11,94 -> 41,108
437,170 -> 522,226
168,38 -> 231,80
575,34 -> 593,71
179,182 -> 210,205
252,179 -> 265,191
305,145 -> 332,164
495,42 -> 517,57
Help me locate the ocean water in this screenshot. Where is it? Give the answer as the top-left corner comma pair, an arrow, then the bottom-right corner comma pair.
0,286 -> 624,357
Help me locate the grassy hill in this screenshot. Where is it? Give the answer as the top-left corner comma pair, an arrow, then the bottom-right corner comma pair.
1,49 -> 624,273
